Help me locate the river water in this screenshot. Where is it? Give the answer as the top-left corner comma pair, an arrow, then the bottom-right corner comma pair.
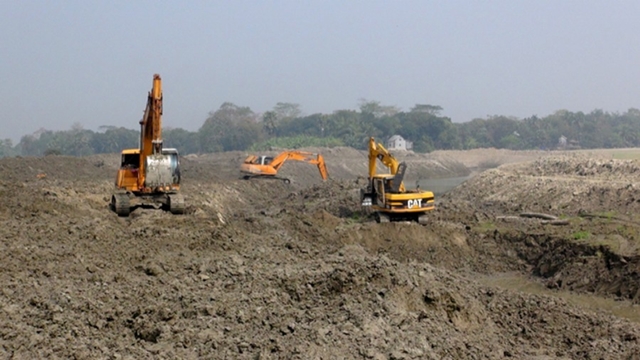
407,175 -> 474,195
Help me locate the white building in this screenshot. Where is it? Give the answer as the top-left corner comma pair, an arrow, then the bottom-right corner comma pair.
558,135 -> 567,148
387,135 -> 413,151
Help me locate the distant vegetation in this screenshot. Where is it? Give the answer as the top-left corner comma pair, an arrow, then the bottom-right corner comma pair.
3,100 -> 640,157
249,135 -> 344,151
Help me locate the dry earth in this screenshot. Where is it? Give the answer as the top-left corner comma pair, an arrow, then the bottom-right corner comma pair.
189,146 -> 471,186
2,148 -> 640,359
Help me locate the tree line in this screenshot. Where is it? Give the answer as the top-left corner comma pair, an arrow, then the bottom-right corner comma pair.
3,100 -> 640,158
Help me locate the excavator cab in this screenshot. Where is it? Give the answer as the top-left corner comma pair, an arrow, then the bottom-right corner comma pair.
121,152 -> 139,169
258,155 -> 274,165
244,155 -> 274,166
373,176 -> 387,207
361,175 -> 390,207
116,148 -> 180,187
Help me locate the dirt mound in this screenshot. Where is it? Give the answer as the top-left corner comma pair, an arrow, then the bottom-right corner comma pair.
440,154 -> 640,304
526,156 -> 640,181
447,155 -> 640,216
186,146 -> 471,185
431,147 -> 613,171
2,150 -> 640,358
0,155 -> 113,183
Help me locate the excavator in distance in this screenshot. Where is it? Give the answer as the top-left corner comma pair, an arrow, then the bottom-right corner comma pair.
240,150 -> 329,183
110,74 -> 184,217
360,137 -> 435,224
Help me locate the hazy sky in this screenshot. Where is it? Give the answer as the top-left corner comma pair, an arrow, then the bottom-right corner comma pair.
2,1 -> 640,142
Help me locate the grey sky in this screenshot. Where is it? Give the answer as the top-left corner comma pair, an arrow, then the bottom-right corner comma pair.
2,0 -> 639,142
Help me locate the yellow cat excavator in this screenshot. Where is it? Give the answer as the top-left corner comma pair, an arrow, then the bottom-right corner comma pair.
240,150 -> 329,183
360,137 -> 435,224
110,74 -> 184,217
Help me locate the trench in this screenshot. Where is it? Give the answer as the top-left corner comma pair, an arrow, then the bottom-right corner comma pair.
476,272 -> 640,323
406,174 -> 474,196
423,173 -> 640,323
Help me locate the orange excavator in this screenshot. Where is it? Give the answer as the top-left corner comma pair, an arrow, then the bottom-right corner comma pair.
240,150 -> 329,183
110,74 -> 184,217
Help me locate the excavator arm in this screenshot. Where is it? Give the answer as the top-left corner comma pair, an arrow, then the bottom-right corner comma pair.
303,154 -> 329,181
138,74 -> 164,189
268,151 -> 329,180
368,137 -> 405,192
241,150 -> 329,181
315,154 -> 329,181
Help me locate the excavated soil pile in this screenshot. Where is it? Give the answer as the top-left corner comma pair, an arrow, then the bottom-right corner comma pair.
189,146 -> 471,185
450,153 -> 640,215
2,152 -> 640,359
430,148 -> 592,171
444,154 -> 640,303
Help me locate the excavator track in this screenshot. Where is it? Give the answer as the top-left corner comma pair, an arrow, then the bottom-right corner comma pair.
241,175 -> 291,184
375,212 -> 390,223
168,193 -> 185,214
112,193 -> 131,217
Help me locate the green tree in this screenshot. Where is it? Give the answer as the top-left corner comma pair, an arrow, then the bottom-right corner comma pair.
91,127 -> 138,154
459,118 -> 491,148
435,123 -> 461,149
198,102 -> 263,152
164,128 -> 200,154
358,99 -> 400,118
410,104 -> 443,115
0,139 -> 16,157
273,102 -> 302,120
413,135 -> 435,153
327,110 -> 374,148
369,115 -> 399,140
17,135 -> 40,156
499,134 -> 520,149
262,111 -> 279,136
250,135 -> 344,151
484,116 -> 520,148
278,113 -> 325,138
65,124 -> 94,156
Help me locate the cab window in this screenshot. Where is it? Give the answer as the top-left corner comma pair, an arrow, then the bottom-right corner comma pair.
121,154 -> 139,168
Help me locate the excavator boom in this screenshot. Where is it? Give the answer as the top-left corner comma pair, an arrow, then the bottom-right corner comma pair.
368,137 -> 405,192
